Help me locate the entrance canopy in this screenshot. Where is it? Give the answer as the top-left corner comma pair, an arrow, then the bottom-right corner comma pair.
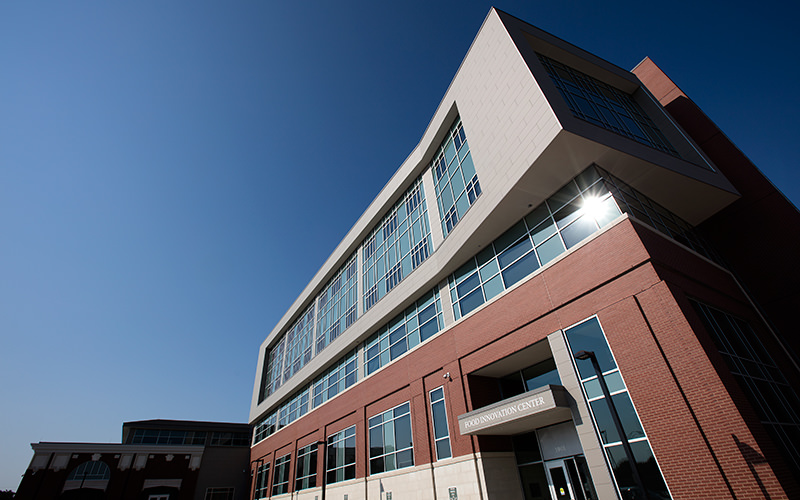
457,385 -> 572,435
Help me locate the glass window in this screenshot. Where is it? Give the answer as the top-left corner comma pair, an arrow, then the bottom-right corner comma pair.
254,462 -> 270,500
449,166 -> 621,320
565,317 -> 672,499
272,454 -> 291,496
522,358 -> 561,391
363,177 -> 432,311
204,488 -> 233,500
538,54 -> 681,159
316,255 -> 358,353
67,461 -> 110,481
312,349 -> 358,409
369,402 -> 414,474
431,116 -> 482,237
429,387 -> 452,460
364,289 -> 443,375
253,412 -> 277,444
295,443 -> 318,491
327,426 -> 356,484
597,166 -> 718,262
692,301 -> 800,475
129,429 -> 206,446
282,304 -> 316,384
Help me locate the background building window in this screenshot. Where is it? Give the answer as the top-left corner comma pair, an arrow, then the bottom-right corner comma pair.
67,461 -> 110,481
209,431 -> 250,447
326,426 -> 356,484
295,443 -> 318,491
272,454 -> 291,496
369,402 -> 414,474
429,387 -> 452,460
204,488 -> 233,500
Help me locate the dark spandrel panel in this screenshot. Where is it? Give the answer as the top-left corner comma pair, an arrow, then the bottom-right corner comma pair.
497,236 -> 533,269
565,318 -> 616,379
418,303 -> 436,324
501,251 -> 540,288
370,456 -> 384,474
457,271 -> 481,297
494,221 -> 528,253
419,318 -> 439,342
512,431 -> 542,465
518,463 -> 549,500
460,287 -> 485,316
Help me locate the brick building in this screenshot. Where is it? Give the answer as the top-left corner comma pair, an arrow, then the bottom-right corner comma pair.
247,8 -> 800,500
15,420 -> 251,500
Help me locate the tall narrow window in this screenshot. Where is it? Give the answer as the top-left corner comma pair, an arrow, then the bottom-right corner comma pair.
272,454 -> 291,496
253,462 -> 270,500
429,387 -> 452,460
326,426 -> 356,484
295,443 -> 318,491
369,402 -> 414,474
565,317 -> 671,500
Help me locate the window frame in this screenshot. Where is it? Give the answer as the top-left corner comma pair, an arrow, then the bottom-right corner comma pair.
429,386 -> 452,460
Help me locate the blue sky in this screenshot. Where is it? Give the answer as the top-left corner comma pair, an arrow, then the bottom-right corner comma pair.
1,0 -> 798,491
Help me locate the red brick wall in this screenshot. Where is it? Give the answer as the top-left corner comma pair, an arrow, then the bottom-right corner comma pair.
250,218 -> 797,498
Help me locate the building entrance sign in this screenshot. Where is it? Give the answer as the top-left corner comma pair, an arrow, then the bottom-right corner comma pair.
458,385 -> 571,435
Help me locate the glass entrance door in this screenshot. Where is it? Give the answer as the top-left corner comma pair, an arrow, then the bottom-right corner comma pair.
545,457 -> 597,500
546,459 -> 575,500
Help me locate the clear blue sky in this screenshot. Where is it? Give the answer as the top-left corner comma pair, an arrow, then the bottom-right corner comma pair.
1,0 -> 798,491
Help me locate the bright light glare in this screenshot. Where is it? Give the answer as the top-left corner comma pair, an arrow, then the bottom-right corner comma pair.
581,196 -> 607,220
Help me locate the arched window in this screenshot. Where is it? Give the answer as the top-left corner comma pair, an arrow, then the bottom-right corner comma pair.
67,461 -> 111,481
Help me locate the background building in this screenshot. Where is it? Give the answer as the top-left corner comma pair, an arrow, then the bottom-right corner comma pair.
15,420 -> 251,500
247,8 -> 800,500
